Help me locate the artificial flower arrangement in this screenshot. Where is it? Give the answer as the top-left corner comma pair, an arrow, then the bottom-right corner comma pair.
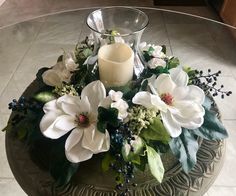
3,35 -> 232,195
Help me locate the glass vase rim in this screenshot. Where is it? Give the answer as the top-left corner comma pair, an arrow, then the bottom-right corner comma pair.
86,6 -> 149,37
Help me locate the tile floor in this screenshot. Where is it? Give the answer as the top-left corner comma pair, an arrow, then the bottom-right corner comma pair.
0,1 -> 236,196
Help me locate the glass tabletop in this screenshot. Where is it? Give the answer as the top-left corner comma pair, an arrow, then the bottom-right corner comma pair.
0,7 -> 236,196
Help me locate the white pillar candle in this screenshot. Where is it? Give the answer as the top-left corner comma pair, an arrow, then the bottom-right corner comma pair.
98,43 -> 134,87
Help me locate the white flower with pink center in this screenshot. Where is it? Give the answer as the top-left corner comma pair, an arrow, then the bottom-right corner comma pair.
132,67 -> 205,137
40,80 -> 110,163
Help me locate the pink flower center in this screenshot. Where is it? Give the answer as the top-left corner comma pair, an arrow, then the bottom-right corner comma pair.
76,114 -> 89,127
161,93 -> 174,105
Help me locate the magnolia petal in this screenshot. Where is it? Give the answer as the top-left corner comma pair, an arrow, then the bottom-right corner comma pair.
82,125 -> 110,153
169,67 -> 189,87
40,111 -> 59,132
65,129 -> 93,163
43,99 -> 58,113
151,95 -> 168,112
171,101 -> 205,129
184,85 -> 205,104
147,75 -> 158,95
42,69 -> 62,87
132,91 -> 156,110
40,113 -> 71,139
54,115 -> 76,132
101,130 -> 110,151
161,111 -> 182,138
132,91 -> 167,112
58,95 -> 90,116
81,81 -> 106,112
155,74 -> 176,95
109,90 -> 123,101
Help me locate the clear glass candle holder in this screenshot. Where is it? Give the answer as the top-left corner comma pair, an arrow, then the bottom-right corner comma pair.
86,7 -> 149,78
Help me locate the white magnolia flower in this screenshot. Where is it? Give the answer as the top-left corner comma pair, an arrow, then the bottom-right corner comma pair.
139,42 -> 166,59
100,90 -> 129,120
42,51 -> 78,87
148,58 -> 166,69
132,67 -> 205,138
40,80 -> 110,163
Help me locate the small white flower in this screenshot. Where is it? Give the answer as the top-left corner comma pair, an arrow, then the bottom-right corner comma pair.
132,67 -> 205,138
148,58 -> 166,69
100,90 -> 129,120
63,51 -> 77,71
40,81 -> 110,163
139,42 -> 166,59
42,51 -> 78,87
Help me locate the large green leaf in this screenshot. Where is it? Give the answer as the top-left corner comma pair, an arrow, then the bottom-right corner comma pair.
169,129 -> 199,173
141,117 -> 170,144
146,145 -> 164,183
194,107 -> 228,140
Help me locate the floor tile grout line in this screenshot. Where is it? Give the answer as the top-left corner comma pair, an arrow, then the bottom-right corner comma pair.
161,11 -> 174,56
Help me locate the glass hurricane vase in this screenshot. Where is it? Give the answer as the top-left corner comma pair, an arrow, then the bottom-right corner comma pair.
86,7 -> 149,79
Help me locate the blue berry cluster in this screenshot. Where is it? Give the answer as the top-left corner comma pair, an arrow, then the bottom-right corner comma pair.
109,124 -> 138,195
8,97 -> 27,113
191,69 -> 232,99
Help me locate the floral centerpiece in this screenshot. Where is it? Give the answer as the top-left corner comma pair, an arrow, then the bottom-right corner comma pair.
2,7 -> 232,196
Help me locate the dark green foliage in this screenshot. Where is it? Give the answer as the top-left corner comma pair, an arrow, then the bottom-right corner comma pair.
97,107 -> 119,133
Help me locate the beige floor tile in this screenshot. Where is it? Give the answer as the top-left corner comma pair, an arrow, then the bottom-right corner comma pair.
0,178 -> 26,196
0,20 -> 44,74
166,23 -> 215,46
16,43 -> 75,73
214,120 -> 236,186
208,186 -> 236,196
0,74 -> 12,96
171,44 -> 234,77
34,20 -> 82,45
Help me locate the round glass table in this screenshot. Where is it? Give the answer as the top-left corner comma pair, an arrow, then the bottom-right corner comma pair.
2,7 -> 236,196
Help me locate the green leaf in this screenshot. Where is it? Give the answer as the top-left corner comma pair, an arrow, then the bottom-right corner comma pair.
102,153 -> 115,172
194,107 -> 228,140
169,129 -> 199,173
146,145 -> 164,183
141,117 -> 170,144
97,107 -> 119,133
97,121 -> 106,133
82,48 -> 93,58
134,155 -> 147,172
34,91 -> 56,103
167,57 -> 180,69
203,96 -> 213,110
